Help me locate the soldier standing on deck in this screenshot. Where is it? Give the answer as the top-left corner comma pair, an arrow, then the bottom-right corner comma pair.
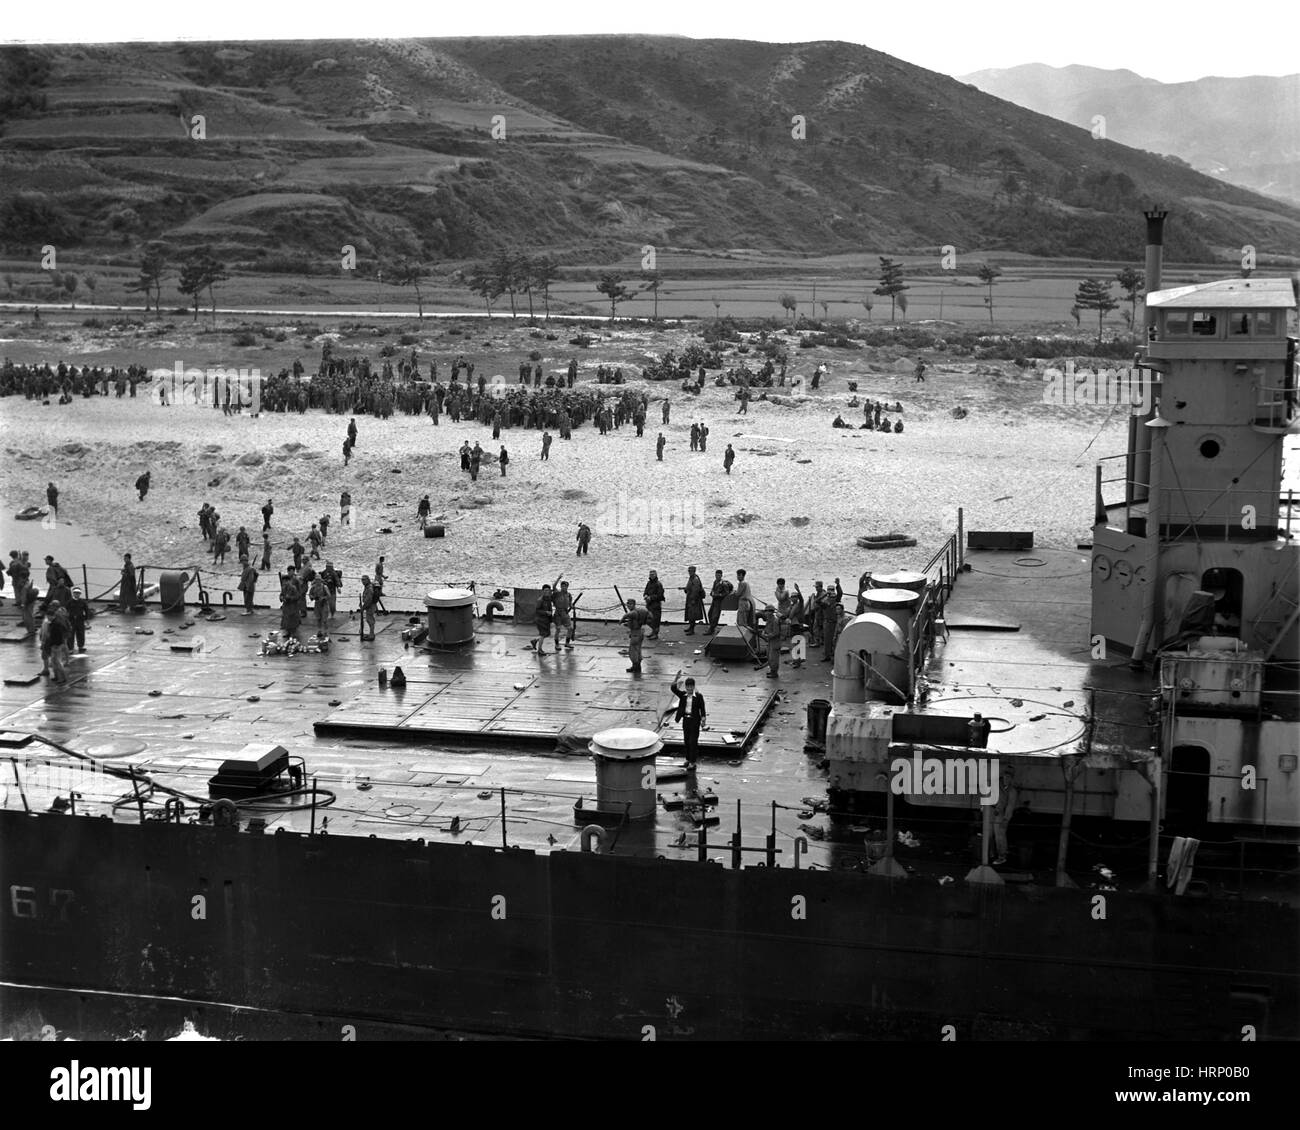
706,569 -> 730,635
680,566 -> 705,634
823,600 -> 848,663
643,570 -> 665,640
621,598 -> 648,675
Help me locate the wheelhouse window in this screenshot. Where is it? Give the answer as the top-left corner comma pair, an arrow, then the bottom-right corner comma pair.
1253,310 -> 1279,337
1163,310 -> 1189,335
1230,312 -> 1251,336
1191,311 -> 1219,336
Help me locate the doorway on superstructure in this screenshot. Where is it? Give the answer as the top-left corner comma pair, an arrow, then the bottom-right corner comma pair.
1166,744 -> 1211,832
1201,567 -> 1243,635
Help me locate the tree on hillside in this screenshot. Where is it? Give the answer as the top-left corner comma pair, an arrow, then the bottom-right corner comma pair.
597,273 -> 633,321
1115,266 -> 1145,335
178,247 -> 225,323
1074,278 -> 1118,345
641,270 -> 662,321
392,260 -> 428,320
530,256 -> 559,322
999,173 -> 1022,208
1069,304 -> 1082,329
464,263 -> 503,316
128,244 -> 167,316
779,293 -> 798,322
861,294 -> 873,321
491,249 -> 526,318
976,263 -> 1002,324
62,272 -> 77,307
518,255 -> 536,320
82,272 -> 97,304
874,257 -> 909,322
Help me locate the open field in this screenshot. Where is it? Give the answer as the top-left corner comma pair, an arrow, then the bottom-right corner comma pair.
0,256 -> 1241,326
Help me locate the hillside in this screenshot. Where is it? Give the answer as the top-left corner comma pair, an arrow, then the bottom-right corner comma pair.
961,63 -> 1300,207
2,38 -> 1300,277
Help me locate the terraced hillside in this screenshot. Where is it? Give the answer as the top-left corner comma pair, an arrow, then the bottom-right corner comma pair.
2,38 -> 1299,276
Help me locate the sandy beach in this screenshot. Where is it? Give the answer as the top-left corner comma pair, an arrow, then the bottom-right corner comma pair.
1,319 -> 1137,617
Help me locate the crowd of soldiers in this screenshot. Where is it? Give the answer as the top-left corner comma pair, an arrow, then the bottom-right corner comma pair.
834,397 -> 906,433
607,566 -> 869,678
1,360 -> 153,402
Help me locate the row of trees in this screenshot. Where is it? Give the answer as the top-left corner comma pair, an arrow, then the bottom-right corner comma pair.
123,243 -> 227,322
455,251 -> 561,320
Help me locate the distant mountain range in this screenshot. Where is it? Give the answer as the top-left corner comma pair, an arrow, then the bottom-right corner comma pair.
960,64 -> 1300,207
1,39 -> 1299,273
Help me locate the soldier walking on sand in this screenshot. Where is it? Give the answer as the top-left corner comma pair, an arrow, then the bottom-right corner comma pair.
46,482 -> 58,518
576,521 -> 591,555
262,498 -> 274,531
690,422 -> 699,451
135,471 -> 150,501
499,445 -> 509,476
340,489 -> 352,527
656,432 -> 666,461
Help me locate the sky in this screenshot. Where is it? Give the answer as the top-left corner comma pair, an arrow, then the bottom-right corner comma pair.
5,0 -> 1297,84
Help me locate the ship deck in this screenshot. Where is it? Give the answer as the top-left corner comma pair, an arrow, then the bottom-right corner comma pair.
0,547 -> 1285,887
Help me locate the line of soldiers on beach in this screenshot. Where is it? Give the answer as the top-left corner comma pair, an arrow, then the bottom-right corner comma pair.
1,360 -> 152,401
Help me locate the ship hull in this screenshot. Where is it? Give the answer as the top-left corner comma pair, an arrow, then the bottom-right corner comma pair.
2,811 -> 1295,1040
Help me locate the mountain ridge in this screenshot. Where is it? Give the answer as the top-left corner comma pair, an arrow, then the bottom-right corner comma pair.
1,38 -> 1298,273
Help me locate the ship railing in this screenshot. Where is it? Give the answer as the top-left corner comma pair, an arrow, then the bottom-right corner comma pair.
1095,453 -> 1296,541
905,528 -> 962,686
1253,372 -> 1298,432
6,753 -> 1299,889
1095,452 -> 1149,530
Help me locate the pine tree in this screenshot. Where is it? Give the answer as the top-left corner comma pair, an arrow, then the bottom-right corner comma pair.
873,257 -> 909,322
1074,278 -> 1118,346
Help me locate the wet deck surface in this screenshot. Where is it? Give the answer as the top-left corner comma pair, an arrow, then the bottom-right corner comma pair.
316,630 -> 777,749
0,549 -> 1157,871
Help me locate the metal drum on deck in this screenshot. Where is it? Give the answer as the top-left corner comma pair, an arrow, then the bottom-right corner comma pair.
862,588 -> 920,637
424,587 -> 475,647
588,727 -> 663,821
869,570 -> 927,595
